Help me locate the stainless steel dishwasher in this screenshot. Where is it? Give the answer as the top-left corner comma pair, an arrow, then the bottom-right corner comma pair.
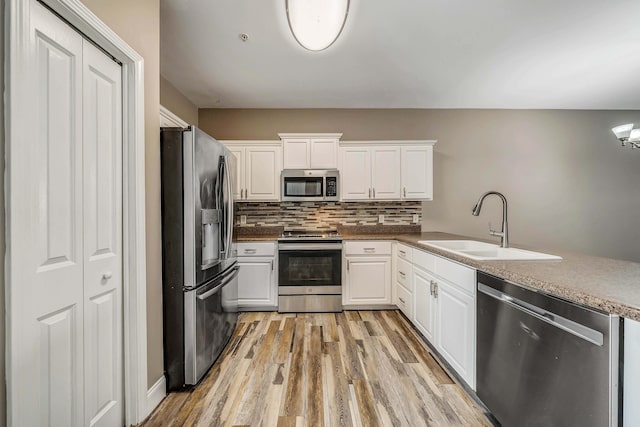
476,272 -> 620,427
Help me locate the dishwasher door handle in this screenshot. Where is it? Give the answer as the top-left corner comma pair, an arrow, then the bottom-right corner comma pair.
478,283 -> 604,346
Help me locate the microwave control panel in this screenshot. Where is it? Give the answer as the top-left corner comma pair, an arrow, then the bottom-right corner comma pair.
326,177 -> 338,197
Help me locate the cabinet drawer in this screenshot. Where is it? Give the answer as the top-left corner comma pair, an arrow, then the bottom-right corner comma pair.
345,241 -> 392,255
397,243 -> 413,262
396,258 -> 413,288
237,242 -> 276,257
413,249 -> 475,294
395,283 -> 413,319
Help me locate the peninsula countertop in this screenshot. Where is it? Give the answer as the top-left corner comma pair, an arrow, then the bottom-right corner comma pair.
234,229 -> 640,321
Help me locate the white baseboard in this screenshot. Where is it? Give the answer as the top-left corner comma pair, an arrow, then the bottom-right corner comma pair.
144,375 -> 167,419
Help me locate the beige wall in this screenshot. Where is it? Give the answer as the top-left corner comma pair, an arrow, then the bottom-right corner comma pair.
200,109 -> 640,262
81,0 -> 164,388
160,75 -> 198,125
0,0 -> 6,424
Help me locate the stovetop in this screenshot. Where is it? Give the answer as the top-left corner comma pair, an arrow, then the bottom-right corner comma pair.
278,229 -> 342,241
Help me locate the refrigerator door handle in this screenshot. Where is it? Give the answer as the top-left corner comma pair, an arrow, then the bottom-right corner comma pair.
223,155 -> 234,258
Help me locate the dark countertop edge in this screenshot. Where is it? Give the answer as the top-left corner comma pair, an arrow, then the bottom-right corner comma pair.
233,230 -> 640,322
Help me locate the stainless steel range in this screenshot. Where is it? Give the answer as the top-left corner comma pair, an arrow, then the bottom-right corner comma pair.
278,230 -> 343,313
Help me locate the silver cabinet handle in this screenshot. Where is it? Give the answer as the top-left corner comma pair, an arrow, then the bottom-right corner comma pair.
434,282 -> 438,298
373,188 -> 376,198
271,260 -> 274,271
244,248 -> 257,254
398,297 -> 406,304
364,248 -> 376,253
102,272 -> 112,280
368,188 -> 371,198
399,250 -> 406,256
399,271 -> 406,277
430,280 -> 436,295
347,260 -> 350,271
403,187 -> 406,197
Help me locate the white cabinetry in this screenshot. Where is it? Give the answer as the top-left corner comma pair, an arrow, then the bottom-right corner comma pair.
343,241 -> 392,306
237,242 -> 277,310
393,243 -> 414,319
339,145 -> 400,200
403,247 -> 476,389
279,133 -> 341,169
339,141 -> 435,201
223,141 -> 282,201
625,318 -> 640,426
401,145 -> 433,200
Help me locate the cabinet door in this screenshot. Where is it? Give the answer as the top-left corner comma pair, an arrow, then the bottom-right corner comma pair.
339,147 -> 371,200
283,139 -> 310,169
245,146 -> 281,200
435,280 -> 475,389
237,257 -> 277,307
401,146 -> 433,200
413,267 -> 436,342
310,138 -> 338,169
371,146 -> 401,199
344,256 -> 391,305
228,147 -> 244,200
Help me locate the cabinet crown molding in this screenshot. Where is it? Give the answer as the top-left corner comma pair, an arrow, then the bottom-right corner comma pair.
278,133 -> 343,139
220,140 -> 282,147
340,140 -> 437,146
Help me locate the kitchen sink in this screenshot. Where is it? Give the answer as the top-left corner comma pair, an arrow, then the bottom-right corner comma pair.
418,240 -> 562,261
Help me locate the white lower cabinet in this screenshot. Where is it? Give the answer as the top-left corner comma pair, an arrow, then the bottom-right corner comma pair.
237,242 -> 277,310
434,278 -> 475,388
344,241 -> 392,306
404,247 -> 477,390
413,266 -> 437,342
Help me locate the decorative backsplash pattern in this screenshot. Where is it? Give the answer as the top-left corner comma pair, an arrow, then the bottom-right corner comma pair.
234,201 -> 422,230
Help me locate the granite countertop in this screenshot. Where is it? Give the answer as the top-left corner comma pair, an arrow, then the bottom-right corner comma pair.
233,227 -> 640,321
395,232 -> 640,322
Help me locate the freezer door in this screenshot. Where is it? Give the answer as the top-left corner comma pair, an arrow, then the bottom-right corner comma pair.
184,265 -> 239,386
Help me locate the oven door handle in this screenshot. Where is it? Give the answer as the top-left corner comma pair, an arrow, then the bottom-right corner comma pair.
278,243 -> 343,251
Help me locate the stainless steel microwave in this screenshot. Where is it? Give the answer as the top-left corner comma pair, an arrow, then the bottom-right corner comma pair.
281,169 -> 339,202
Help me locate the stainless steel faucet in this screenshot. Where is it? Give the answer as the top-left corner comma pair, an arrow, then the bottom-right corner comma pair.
472,191 -> 509,248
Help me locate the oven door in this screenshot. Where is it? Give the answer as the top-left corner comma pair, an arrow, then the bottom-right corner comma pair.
278,243 -> 342,286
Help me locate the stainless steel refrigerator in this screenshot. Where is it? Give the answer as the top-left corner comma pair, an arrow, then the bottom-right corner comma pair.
160,126 -> 238,391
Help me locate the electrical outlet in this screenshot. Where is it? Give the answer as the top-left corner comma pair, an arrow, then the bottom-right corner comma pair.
413,214 -> 419,224
240,215 -> 247,225
379,214 -> 384,224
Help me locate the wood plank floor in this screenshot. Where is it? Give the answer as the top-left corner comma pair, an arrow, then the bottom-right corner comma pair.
142,310 -> 492,427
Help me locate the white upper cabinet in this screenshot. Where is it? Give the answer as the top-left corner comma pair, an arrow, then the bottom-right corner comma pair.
222,141 -> 282,201
401,145 -> 433,200
339,141 -> 435,201
339,146 -> 371,200
371,146 -> 401,199
280,133 -> 341,169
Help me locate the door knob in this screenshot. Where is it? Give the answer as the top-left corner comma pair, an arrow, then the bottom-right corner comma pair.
102,272 -> 113,280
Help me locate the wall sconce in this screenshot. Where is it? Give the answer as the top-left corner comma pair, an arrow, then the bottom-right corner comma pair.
612,124 -> 640,149
286,0 -> 350,51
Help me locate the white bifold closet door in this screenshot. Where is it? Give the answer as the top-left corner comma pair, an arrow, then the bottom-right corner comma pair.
10,1 -> 124,426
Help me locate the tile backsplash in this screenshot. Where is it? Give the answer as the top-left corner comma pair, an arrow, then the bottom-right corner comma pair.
234,201 -> 422,230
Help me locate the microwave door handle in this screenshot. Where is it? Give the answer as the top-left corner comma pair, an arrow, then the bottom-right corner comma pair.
223,156 -> 233,258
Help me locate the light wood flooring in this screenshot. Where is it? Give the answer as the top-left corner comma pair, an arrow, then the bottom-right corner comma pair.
143,310 -> 491,427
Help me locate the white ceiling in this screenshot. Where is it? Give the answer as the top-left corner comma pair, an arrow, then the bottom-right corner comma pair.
160,0 -> 640,109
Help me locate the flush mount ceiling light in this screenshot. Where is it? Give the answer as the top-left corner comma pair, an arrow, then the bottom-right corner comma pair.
612,124 -> 640,149
286,0 -> 350,51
